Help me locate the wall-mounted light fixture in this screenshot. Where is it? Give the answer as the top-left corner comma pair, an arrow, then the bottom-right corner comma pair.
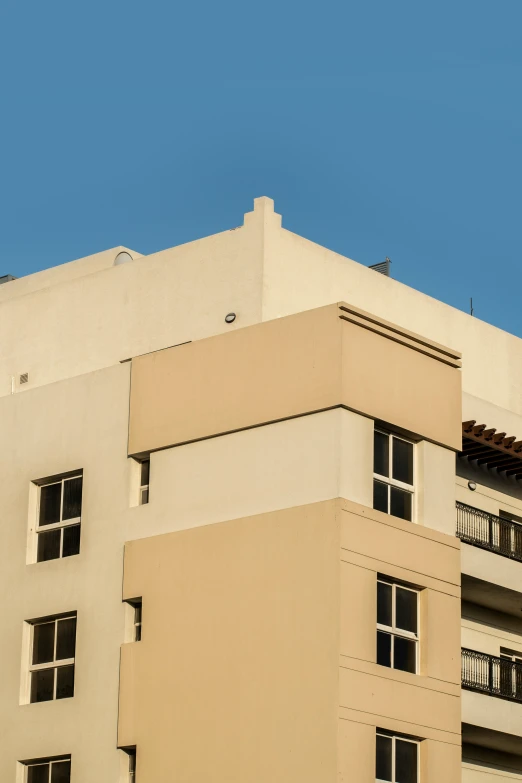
225,313 -> 236,324
468,481 -> 477,491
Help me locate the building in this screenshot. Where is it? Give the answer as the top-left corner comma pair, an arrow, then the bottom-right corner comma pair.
1,196 -> 521,782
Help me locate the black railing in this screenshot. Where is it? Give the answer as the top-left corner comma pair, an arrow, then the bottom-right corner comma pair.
456,501 -> 522,562
462,648 -> 522,702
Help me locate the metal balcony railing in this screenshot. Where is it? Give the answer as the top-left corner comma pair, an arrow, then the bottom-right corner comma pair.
462,648 -> 522,702
456,501 -> 522,562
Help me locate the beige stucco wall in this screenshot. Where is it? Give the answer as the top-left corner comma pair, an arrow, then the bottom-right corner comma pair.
260,202 -> 522,416
463,690 -> 522,743
119,499 -> 461,782
0,363 -> 131,782
128,301 -> 462,455
1,195 -> 521,422
119,501 -> 341,783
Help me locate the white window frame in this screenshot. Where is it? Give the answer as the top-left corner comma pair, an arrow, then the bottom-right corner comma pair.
27,614 -> 76,703
374,430 -> 415,521
377,579 -> 419,674
376,731 -> 419,783
139,460 -> 150,506
20,756 -> 71,783
35,474 -> 82,561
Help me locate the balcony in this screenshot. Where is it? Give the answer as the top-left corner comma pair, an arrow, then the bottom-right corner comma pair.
457,502 -> 522,563
462,648 -> 522,703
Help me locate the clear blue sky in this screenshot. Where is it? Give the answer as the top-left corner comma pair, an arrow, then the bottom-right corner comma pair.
1,1 -> 521,337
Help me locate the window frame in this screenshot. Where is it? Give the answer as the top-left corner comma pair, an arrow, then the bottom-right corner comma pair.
377,578 -> 419,674
373,429 -> 415,522
20,755 -> 71,783
35,473 -> 83,562
27,614 -> 77,703
139,459 -> 150,505
376,731 -> 419,783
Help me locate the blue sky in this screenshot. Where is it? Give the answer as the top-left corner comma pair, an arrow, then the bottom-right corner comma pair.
1,1 -> 521,336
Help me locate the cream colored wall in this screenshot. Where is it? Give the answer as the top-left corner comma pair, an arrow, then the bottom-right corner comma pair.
463,760 -> 522,781
261,207 -> 522,415
463,690 -> 522,741
119,499 -> 462,782
0,210 -> 265,398
119,502 -> 341,783
128,301 -> 462,456
463,745 -> 522,781
0,363 -> 131,782
462,603 -> 522,658
2,195 -> 521,421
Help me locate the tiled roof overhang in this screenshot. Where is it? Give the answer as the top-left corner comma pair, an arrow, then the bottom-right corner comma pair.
461,420 -> 522,479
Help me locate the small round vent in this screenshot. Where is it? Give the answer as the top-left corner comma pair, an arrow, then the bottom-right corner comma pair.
114,251 -> 133,266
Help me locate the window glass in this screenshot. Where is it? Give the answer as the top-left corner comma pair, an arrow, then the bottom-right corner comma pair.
39,483 -> 61,526
395,739 -> 417,783
396,587 -> 417,634
376,734 -> 392,781
28,765 -> 50,783
141,459 -> 150,487
62,476 -> 82,521
394,636 -> 416,674
33,622 -> 55,665
62,524 -> 81,557
390,487 -> 412,521
373,481 -> 388,514
37,530 -> 61,562
377,631 -> 391,667
377,581 -> 392,626
51,761 -> 71,783
393,438 -> 414,485
374,431 -> 389,477
31,668 -> 54,702
56,618 -> 76,660
56,665 -> 75,699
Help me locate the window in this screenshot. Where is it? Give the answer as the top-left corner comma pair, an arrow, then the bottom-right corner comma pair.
377,579 -> 418,674
29,614 -> 76,703
121,748 -> 136,782
129,749 -> 136,782
373,430 -> 414,521
139,460 -> 150,505
22,756 -> 71,783
131,600 -> 142,641
36,474 -> 82,562
376,732 -> 418,783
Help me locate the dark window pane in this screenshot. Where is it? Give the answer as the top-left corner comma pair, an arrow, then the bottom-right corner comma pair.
51,760 -> 71,783
373,480 -> 388,514
390,487 -> 412,521
56,665 -> 75,699
37,529 -> 61,562
31,668 -> 54,702
39,483 -> 61,526
394,636 -> 417,673
62,476 -> 82,521
376,734 -> 392,781
392,438 -> 413,485
140,487 -> 149,505
62,524 -> 81,557
33,622 -> 55,665
28,764 -> 50,783
56,618 -> 76,660
141,459 -> 150,486
377,582 -> 392,627
377,631 -> 392,667
395,738 -> 418,783
374,431 -> 389,477
396,587 -> 418,634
